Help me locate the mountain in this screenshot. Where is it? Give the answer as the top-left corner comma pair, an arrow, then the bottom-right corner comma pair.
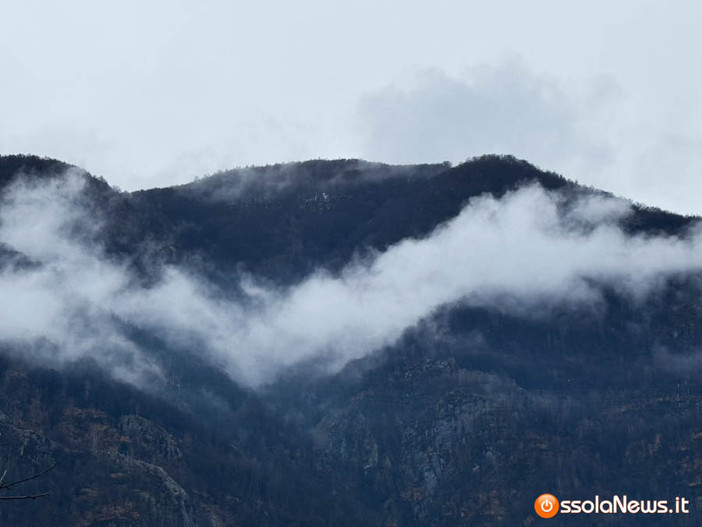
0,154 -> 700,525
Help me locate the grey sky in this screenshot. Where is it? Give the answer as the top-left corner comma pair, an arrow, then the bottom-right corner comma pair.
2,1 -> 702,214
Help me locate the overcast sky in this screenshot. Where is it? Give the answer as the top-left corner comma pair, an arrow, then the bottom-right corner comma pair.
1,1 -> 701,214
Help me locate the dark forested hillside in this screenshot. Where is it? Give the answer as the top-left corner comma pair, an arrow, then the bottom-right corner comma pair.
0,154 -> 700,525
103,157 -> 571,283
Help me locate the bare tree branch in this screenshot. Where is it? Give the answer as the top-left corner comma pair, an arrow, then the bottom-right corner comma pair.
0,463 -> 56,501
0,463 -> 56,490
0,492 -> 50,501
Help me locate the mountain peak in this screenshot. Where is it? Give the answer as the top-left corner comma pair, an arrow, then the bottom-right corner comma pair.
0,154 -> 112,194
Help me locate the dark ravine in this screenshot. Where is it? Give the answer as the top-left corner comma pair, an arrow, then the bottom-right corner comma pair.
0,154 -> 700,525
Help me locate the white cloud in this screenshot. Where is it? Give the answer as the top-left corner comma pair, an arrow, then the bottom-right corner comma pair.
1,173 -> 701,387
355,62 -> 702,216
355,63 -> 618,184
0,175 -> 160,382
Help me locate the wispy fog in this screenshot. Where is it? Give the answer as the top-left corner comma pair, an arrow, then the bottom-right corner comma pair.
186,159 -> 444,203
0,172 -> 700,387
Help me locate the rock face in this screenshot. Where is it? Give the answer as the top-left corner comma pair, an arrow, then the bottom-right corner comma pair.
0,154 -> 700,525
0,370 -> 197,526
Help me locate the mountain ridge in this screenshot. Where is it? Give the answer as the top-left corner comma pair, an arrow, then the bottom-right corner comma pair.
0,153 -> 700,525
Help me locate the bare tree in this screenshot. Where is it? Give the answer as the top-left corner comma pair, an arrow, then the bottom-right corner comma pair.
0,463 -> 56,500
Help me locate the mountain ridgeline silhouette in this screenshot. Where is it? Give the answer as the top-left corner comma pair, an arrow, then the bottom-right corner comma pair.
0,153 -> 700,525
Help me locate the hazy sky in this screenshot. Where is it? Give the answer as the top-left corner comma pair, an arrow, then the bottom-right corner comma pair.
2,1 -> 702,214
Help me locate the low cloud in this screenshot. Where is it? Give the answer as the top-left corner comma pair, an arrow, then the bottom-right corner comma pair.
186,159 -> 448,205
0,174 -> 161,384
0,172 -> 701,387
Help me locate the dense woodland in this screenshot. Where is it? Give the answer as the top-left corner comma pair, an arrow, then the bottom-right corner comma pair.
0,154 -> 700,525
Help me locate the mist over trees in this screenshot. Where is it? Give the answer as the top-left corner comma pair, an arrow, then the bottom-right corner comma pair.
0,154 -> 699,525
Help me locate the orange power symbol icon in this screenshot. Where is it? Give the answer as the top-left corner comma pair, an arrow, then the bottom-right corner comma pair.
535,494 -> 559,518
